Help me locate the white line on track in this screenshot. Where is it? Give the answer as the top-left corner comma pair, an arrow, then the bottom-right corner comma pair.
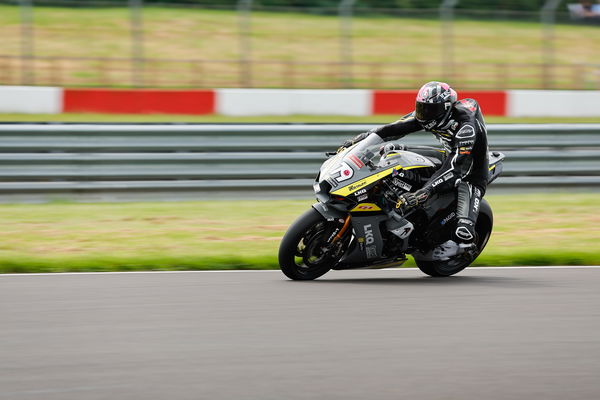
0,265 -> 599,277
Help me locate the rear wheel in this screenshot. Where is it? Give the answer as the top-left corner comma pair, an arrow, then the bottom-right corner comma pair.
416,199 -> 493,277
278,208 -> 347,280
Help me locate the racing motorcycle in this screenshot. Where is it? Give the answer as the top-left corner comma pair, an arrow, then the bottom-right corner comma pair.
278,133 -> 505,280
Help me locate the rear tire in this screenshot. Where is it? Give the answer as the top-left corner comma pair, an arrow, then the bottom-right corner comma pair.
416,199 -> 494,277
278,208 -> 344,280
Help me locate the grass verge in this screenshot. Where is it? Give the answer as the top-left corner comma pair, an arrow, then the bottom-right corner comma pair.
0,6 -> 599,88
0,193 -> 598,273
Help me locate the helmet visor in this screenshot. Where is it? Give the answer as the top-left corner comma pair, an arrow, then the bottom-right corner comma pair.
415,101 -> 446,123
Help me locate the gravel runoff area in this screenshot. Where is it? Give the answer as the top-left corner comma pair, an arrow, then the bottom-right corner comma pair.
1,266 -> 599,400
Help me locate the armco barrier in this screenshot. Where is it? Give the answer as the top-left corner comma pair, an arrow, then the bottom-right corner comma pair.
0,123 -> 599,202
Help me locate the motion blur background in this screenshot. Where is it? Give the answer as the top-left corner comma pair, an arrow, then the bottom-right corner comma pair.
0,0 -> 598,272
1,0 -> 599,89
2,5 -> 599,400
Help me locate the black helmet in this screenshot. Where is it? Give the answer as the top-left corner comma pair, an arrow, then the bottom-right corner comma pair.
415,81 -> 457,129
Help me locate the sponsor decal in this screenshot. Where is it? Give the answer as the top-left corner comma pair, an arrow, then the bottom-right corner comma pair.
392,178 -> 412,192
456,124 -> 475,139
431,177 -> 444,188
441,211 -> 456,226
473,197 -> 480,213
327,228 -> 340,243
354,188 -> 367,196
432,173 -> 454,188
459,140 -> 474,146
423,120 -> 437,130
357,194 -> 368,201
456,227 -> 473,241
366,246 -> 377,259
351,203 -> 382,212
364,224 -> 374,245
348,154 -> 364,169
347,180 -> 368,192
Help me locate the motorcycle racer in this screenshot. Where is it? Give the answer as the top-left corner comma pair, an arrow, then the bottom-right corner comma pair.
341,81 -> 489,253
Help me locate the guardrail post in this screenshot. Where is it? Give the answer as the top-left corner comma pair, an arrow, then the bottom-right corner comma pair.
439,0 -> 459,84
237,0 -> 253,88
541,0 -> 561,89
338,0 -> 357,88
129,0 -> 145,87
18,0 -> 35,85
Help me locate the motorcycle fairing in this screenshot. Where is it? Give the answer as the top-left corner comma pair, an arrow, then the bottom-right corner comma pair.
312,202 -> 346,221
318,134 -> 436,198
488,151 -> 505,184
339,215 -> 389,265
331,164 -> 432,197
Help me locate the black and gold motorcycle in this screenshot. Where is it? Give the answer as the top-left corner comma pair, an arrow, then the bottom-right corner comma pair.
278,133 -> 504,280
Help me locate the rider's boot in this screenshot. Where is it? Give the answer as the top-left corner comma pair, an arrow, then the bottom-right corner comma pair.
431,240 -> 462,260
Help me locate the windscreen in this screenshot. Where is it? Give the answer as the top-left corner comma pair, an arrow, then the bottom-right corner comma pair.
342,133 -> 384,170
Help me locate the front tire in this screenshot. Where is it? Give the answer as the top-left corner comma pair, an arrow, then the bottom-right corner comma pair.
416,199 -> 494,277
278,208 -> 344,280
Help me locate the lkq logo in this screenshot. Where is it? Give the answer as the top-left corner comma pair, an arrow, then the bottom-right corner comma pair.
363,224 -> 374,245
473,197 -> 480,213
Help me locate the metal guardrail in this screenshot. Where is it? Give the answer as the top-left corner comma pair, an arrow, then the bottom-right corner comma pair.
0,123 -> 599,201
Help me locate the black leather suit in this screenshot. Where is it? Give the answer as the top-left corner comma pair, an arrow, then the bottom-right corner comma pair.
362,98 -> 489,242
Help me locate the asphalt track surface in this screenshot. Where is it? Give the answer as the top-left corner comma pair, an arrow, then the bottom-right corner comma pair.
1,267 -> 599,400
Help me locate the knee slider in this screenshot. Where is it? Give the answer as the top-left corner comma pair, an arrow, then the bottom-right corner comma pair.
455,218 -> 475,242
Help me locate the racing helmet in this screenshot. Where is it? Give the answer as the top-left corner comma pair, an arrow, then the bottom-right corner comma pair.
415,81 -> 457,129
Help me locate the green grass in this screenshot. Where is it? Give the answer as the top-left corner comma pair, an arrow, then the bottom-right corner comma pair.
0,194 -> 598,273
2,113 -> 600,124
0,5 -> 598,88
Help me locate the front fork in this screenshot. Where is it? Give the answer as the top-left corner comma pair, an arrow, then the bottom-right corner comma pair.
312,203 -> 353,259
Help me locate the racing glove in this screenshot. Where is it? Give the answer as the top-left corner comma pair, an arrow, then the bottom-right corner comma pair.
398,187 -> 431,209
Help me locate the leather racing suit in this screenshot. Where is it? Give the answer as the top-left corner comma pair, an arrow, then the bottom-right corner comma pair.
357,98 -> 489,243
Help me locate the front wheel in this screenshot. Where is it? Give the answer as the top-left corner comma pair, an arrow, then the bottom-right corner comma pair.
416,199 -> 494,277
278,208 -> 347,280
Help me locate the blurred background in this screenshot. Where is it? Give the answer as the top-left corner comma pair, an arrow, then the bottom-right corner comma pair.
1,0 -> 599,90
0,0 -> 598,273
